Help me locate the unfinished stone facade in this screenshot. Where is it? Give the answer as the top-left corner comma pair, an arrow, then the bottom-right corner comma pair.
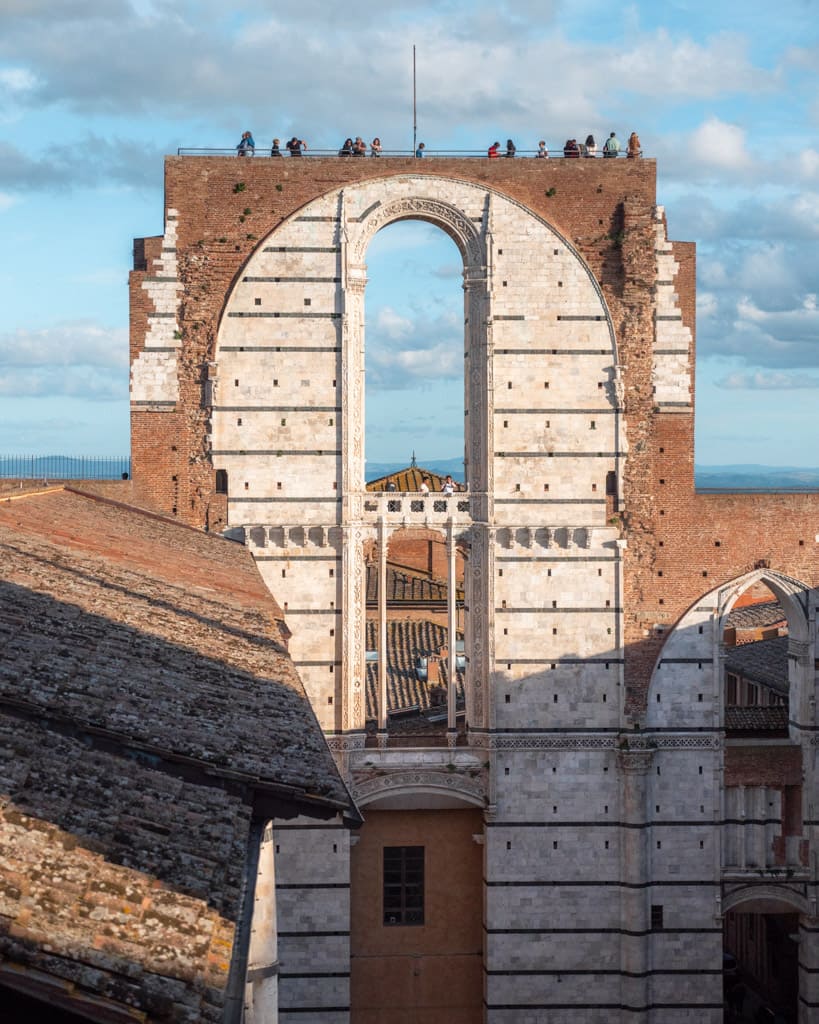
129,156 -> 819,1022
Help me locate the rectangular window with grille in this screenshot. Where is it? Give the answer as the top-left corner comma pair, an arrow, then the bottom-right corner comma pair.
383,846 -> 424,926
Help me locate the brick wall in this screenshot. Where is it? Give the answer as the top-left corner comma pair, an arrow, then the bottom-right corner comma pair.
130,156 -> 819,713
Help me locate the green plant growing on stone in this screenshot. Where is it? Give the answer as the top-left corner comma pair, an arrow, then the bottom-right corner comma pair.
243,208 -> 252,216
275,183 -> 283,192
545,187 -> 557,197
233,182 -> 246,193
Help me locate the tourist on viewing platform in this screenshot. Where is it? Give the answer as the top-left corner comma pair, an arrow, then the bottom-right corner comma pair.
505,139 -> 516,158
488,141 -> 500,158
442,475 -> 455,496
371,137 -> 382,157
563,138 -> 580,158
535,140 -> 548,158
603,131 -> 620,157
353,136 -> 366,156
415,142 -> 425,157
270,138 -> 282,157
584,134 -> 597,157
627,131 -> 642,158
339,137 -> 354,156
236,131 -> 255,156
287,136 -> 307,156
420,478 -> 430,495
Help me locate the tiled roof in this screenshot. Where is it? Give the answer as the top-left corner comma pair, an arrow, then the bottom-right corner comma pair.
0,487 -> 351,812
725,636 -> 789,696
366,563 -> 463,605
725,706 -> 789,732
366,466 -> 462,493
365,618 -> 464,717
725,600 -> 786,631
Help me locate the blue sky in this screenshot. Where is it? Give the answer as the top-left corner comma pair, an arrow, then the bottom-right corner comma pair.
1,0 -> 818,466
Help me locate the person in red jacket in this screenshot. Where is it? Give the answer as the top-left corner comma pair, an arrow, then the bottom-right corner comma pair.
488,141 -> 500,158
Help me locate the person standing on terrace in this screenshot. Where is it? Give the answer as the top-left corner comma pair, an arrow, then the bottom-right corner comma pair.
236,131 -> 255,156
415,142 -> 425,157
627,131 -> 642,158
603,131 -> 620,157
505,139 -> 516,158
287,136 -> 307,156
535,140 -> 548,158
371,137 -> 382,157
488,141 -> 500,158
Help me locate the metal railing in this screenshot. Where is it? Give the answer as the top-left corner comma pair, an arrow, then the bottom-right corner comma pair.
0,455 -> 131,480
177,146 -> 643,159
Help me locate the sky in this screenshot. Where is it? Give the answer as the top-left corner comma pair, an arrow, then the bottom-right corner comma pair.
1,0 -> 818,467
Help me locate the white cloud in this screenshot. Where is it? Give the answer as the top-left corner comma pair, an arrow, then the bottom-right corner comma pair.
373,307 -> 414,341
798,149 -> 819,181
0,367 -> 127,400
0,321 -> 128,369
697,291 -> 718,319
0,67 -> 37,91
717,369 -> 819,389
688,117 -> 749,171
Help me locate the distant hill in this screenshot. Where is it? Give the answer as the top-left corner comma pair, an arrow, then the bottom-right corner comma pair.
0,455 -> 130,480
694,465 -> 819,491
366,457 -> 465,482
366,459 -> 819,492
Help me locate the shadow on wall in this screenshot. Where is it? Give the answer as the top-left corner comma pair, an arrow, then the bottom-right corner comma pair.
0,576 -> 338,912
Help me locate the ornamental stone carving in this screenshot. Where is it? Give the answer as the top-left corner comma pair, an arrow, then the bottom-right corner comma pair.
350,195 -> 484,267
352,769 -> 486,806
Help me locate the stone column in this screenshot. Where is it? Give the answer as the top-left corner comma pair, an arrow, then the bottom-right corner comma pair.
378,517 -> 388,743
617,745 -> 654,1020
447,517 -> 458,743
799,914 -> 819,1024
341,525 -> 366,735
340,272 -> 366,510
244,821 -> 279,1024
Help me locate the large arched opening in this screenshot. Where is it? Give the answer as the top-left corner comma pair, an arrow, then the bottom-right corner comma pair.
723,888 -> 805,1022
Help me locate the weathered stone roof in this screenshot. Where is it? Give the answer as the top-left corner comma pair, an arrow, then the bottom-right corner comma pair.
0,487 -> 351,812
724,705 -> 789,733
365,562 -> 464,605
365,618 -> 464,716
725,635 -> 789,697
725,599 -> 785,631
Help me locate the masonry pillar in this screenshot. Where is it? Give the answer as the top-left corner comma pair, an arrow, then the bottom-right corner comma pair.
617,746 -> 654,1019
377,517 -> 388,743
799,915 -> 819,1023
447,517 -> 457,744
342,526 -> 366,735
244,821 -> 279,1024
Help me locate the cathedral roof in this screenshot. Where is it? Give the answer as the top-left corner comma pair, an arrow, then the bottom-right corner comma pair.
725,635 -> 789,696
0,486 -> 351,812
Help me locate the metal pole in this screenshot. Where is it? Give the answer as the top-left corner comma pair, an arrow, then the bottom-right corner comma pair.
412,44 -> 417,156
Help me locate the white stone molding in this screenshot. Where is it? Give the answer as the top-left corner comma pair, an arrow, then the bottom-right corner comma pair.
721,882 -> 810,917
352,769 -> 486,807
349,196 -> 483,267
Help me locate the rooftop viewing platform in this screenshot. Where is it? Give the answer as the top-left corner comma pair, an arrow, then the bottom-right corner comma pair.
177,147 -> 651,159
